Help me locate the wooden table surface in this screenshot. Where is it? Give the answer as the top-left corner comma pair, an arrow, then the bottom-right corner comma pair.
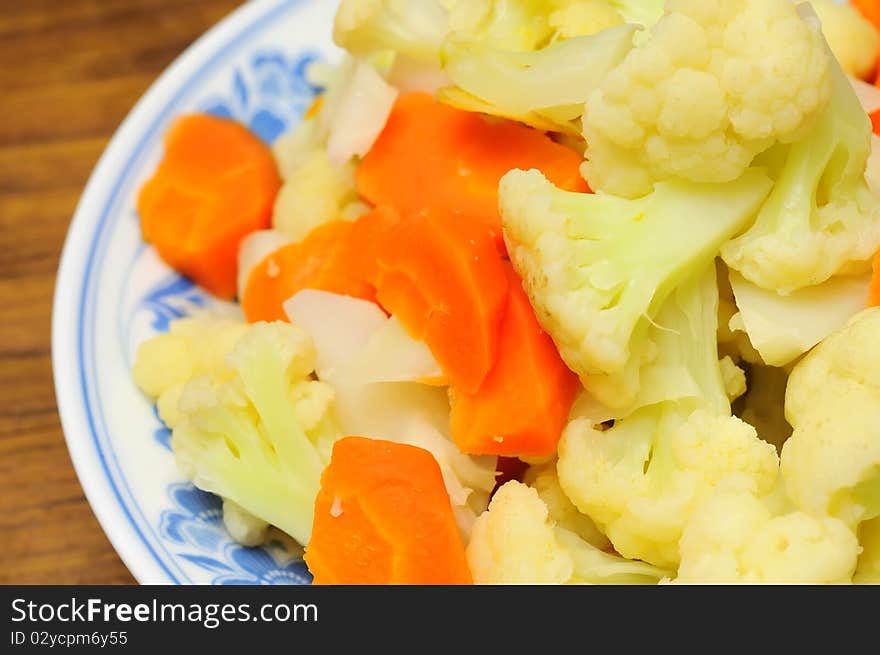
0,0 -> 244,585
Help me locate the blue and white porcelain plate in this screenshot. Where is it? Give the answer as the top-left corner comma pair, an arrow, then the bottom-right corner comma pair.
52,0 -> 339,585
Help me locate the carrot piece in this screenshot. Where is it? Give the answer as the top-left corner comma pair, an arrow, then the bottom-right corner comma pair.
356,92 -> 588,252
868,250 -> 880,307
242,219 -> 377,322
138,113 -> 281,299
305,436 -> 472,585
854,0 -> 880,32
450,265 -> 579,458
346,205 -> 403,286
373,209 -> 509,393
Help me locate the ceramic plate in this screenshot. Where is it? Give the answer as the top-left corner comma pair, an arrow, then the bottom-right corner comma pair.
52,0 -> 338,584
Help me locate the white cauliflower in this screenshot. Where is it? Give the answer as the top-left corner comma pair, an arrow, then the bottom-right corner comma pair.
721,53 -> 880,293
466,481 -> 668,584
559,407 -> 779,568
272,125 -> 365,242
675,477 -> 859,584
271,56 -> 387,242
135,320 -> 341,546
499,167 -> 771,405
556,266 -> 780,568
132,316 -> 249,428
334,0 -> 452,62
780,308 -> 880,529
440,24 -> 638,135
581,0 -> 832,197
549,1 -> 625,40
524,462 -> 611,550
272,79 -> 367,241
221,499 -> 269,547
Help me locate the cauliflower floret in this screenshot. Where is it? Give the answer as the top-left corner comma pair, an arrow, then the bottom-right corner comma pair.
555,265 -> 780,568
499,167 -> 770,406
721,54 -> 880,293
334,0 -> 452,62
138,321 -> 341,546
524,462 -> 611,550
780,308 -> 880,529
440,24 -> 638,135
272,144 -> 365,242
581,0 -> 832,197
271,63 -> 373,243
549,1 -> 625,40
272,55 -> 393,242
467,481 -> 668,584
675,478 -> 859,584
560,407 -> 779,568
810,0 -> 879,80
221,499 -> 269,547
132,316 -> 249,428
467,481 -> 574,584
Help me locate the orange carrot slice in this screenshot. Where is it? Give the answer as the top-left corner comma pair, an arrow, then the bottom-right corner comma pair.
450,266 -> 579,458
855,0 -> 880,32
138,113 -> 281,299
305,436 -> 472,585
373,209 -> 509,394
346,205 -> 403,287
241,219 -> 378,323
356,92 -> 588,252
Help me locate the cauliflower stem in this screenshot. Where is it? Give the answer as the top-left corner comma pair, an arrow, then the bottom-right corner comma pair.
499,166 -> 771,406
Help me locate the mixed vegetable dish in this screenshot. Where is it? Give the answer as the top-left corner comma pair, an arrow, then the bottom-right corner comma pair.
132,0 -> 880,584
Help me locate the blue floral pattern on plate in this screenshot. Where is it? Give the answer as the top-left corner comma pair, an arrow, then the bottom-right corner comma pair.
159,485 -> 312,585
135,47 -> 321,585
200,49 -> 323,143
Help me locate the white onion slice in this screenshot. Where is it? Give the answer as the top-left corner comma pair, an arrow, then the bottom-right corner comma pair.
283,289 -> 387,380
325,60 -> 399,167
729,271 -> 872,367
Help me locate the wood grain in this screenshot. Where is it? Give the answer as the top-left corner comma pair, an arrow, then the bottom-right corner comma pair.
0,0 -> 243,585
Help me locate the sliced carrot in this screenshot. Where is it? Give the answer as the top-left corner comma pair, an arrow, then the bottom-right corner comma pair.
868,250 -> 880,307
241,219 -> 378,322
373,208 -> 509,394
346,205 -> 403,287
855,0 -> 880,32
357,92 -> 588,252
305,436 -> 472,585
450,265 -> 579,458
138,113 -> 281,299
